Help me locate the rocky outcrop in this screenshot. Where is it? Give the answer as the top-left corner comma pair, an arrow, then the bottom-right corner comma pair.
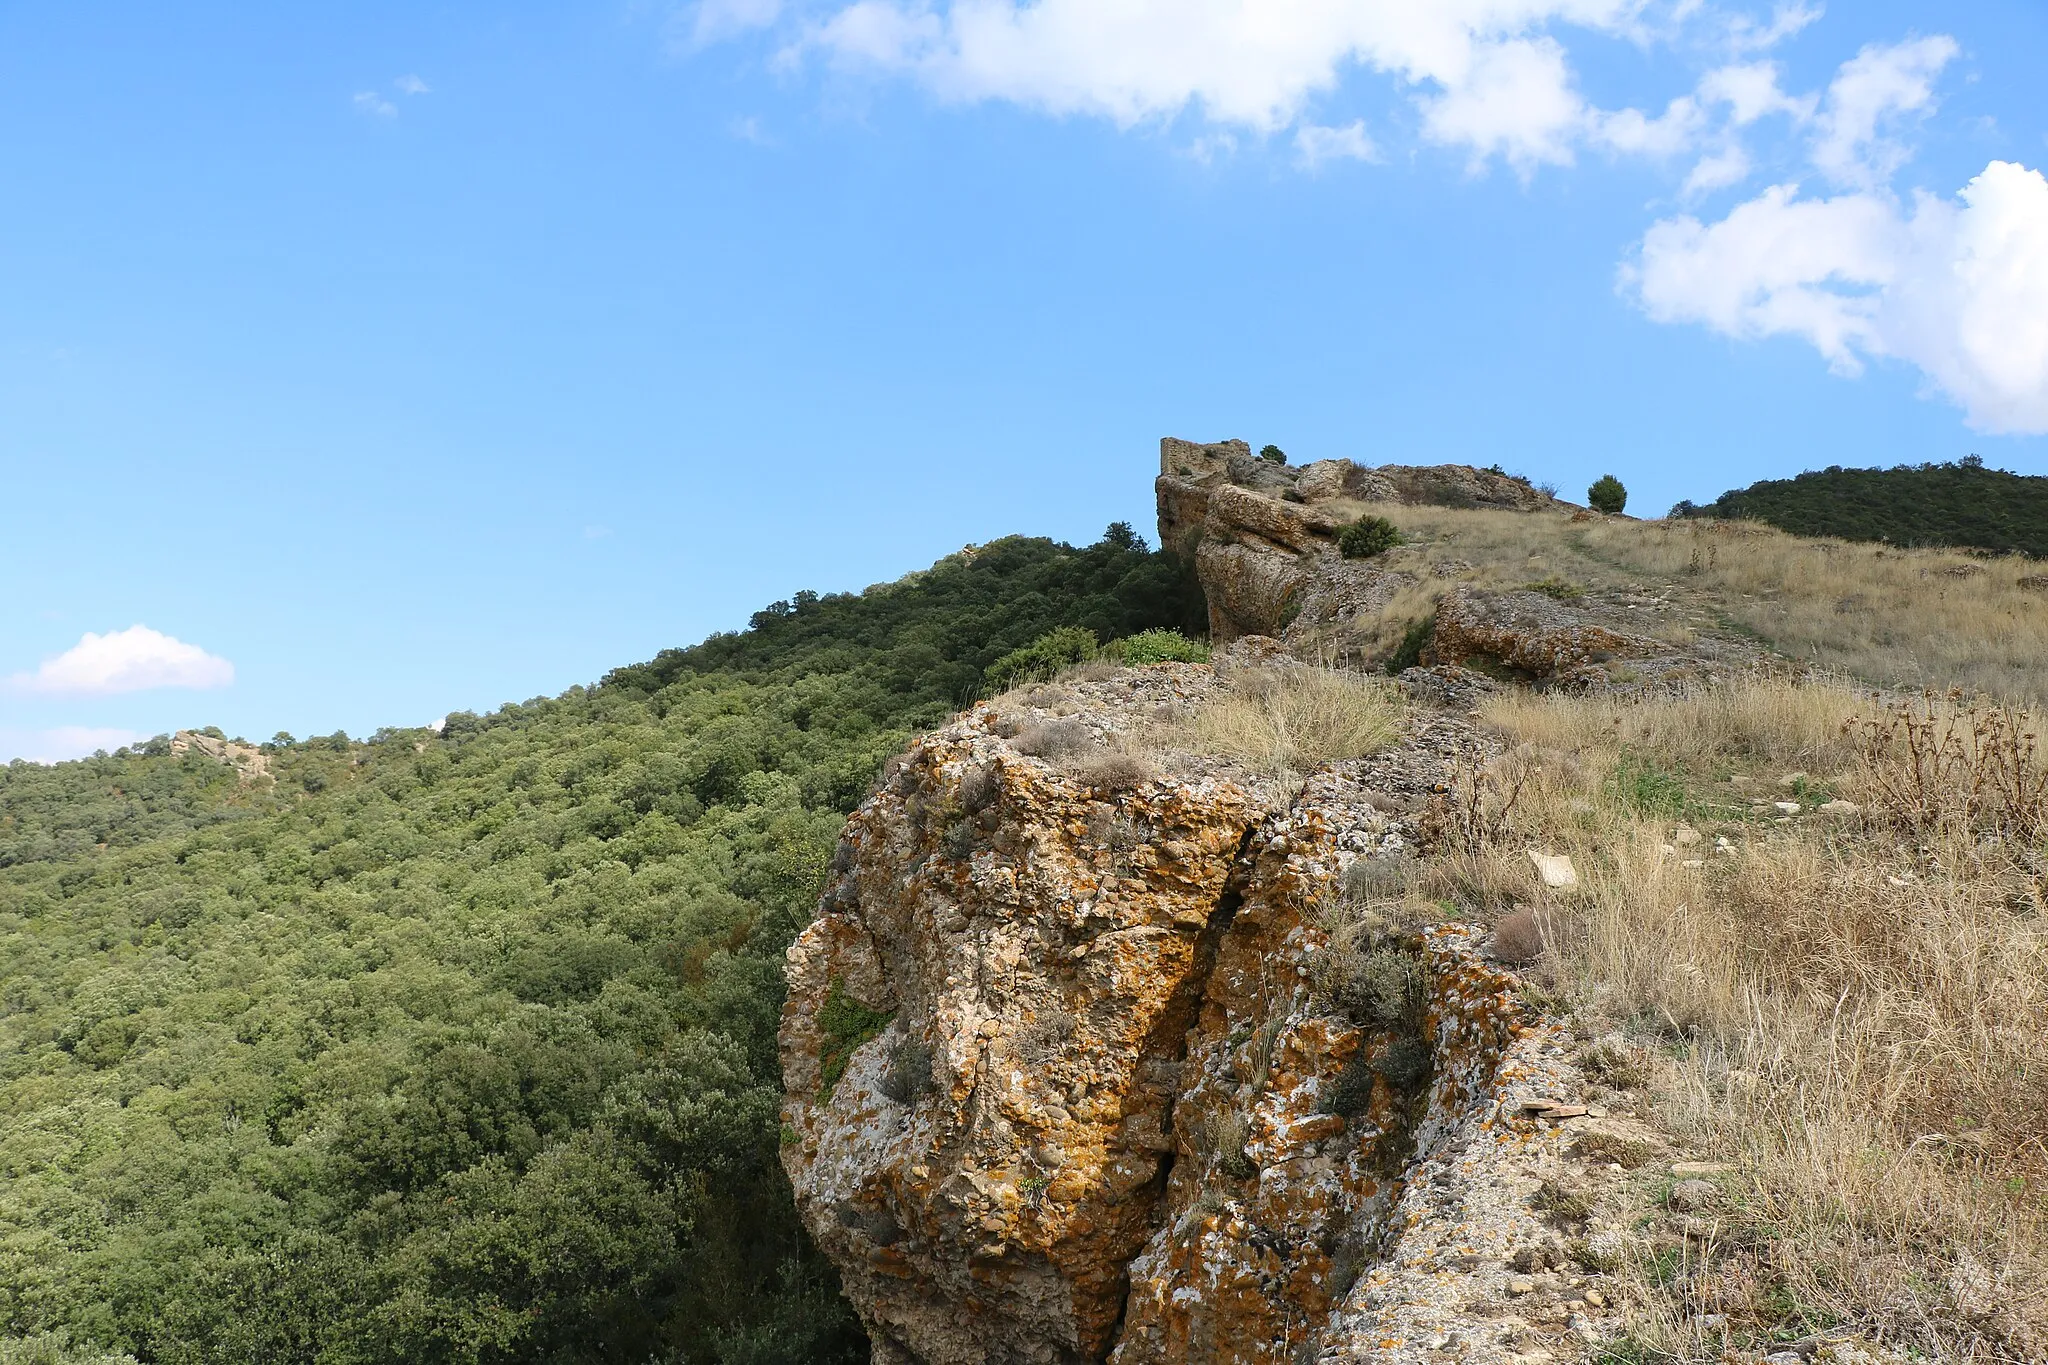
781,670 -> 1259,1364
781,667 -> 1646,1365
1153,438 -> 1765,691
1425,589 -> 1663,685
170,730 -> 270,782
1155,439 -> 1561,649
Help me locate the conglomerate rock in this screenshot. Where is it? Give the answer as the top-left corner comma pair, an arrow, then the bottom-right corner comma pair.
780,666 -> 1653,1364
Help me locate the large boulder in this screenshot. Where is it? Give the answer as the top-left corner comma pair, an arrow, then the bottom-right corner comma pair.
781,667 -> 1595,1365
1426,588 -> 1664,685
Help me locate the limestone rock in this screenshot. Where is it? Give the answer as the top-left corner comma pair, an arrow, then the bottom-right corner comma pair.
1667,1179 -> 1720,1212
1527,851 -> 1579,890
1370,464 -> 1558,511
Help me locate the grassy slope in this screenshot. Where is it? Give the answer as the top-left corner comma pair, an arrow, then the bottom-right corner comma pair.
1342,502 -> 2048,705
1465,680 -> 2047,1360
0,533 -> 1202,1365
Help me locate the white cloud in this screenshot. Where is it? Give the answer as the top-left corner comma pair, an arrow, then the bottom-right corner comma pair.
1294,120 -> 1377,168
1423,36 -> 1591,170
395,74 -> 432,95
1699,61 -> 1814,125
681,0 -> 786,48
792,0 -> 1646,158
9,626 -> 236,696
1724,1 -> 1821,55
1593,94 -> 1704,157
1681,143 -> 1751,195
1627,161 -> 2048,433
1809,35 -> 1958,185
0,727 -> 147,766
353,90 -> 398,117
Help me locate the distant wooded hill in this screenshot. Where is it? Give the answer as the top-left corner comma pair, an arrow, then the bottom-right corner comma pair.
1674,458 -> 2048,559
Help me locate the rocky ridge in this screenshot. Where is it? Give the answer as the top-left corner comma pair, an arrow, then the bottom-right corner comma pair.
1156,437 -> 1759,691
779,443 -> 1829,1364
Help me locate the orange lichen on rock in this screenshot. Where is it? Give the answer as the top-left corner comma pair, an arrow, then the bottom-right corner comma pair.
781,680 -> 1261,1364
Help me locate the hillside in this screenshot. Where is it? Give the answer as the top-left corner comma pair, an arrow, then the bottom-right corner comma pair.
1674,458 -> 2048,559
7,446 -> 2047,1365
0,531 -> 1200,1365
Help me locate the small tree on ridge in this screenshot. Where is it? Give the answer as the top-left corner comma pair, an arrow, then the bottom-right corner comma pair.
1588,474 -> 1627,515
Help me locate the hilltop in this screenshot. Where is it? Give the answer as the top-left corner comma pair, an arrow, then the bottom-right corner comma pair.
1675,457 -> 2048,559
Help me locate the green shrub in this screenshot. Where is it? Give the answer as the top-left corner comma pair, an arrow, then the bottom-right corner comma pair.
1523,576 -> 1585,602
1608,753 -> 1687,816
1338,515 -> 1403,560
983,626 -> 1100,692
878,1037 -> 932,1105
1106,629 -> 1210,666
1317,1050 -> 1377,1118
1384,615 -> 1434,675
1588,474 -> 1627,515
1259,444 -> 1286,464
1320,946 -> 1425,1027
817,980 -> 894,1097
0,1334 -> 138,1365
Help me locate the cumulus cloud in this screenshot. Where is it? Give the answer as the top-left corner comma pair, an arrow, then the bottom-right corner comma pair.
10,626 -> 236,697
0,727 -> 148,766
1422,36 -> 1592,170
1593,94 -> 1705,157
1681,144 -> 1752,196
1699,61 -> 1813,125
1809,35 -> 1958,186
1294,120 -> 1377,169
395,74 -> 432,95
353,90 -> 398,117
1627,160 -> 2048,433
791,0 -> 1656,164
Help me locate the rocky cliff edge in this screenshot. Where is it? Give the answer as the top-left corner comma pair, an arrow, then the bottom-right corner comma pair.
780,664 -> 1662,1364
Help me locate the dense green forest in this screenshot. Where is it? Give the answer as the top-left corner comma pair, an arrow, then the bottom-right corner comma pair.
1673,457 -> 2048,558
0,531 -> 1203,1365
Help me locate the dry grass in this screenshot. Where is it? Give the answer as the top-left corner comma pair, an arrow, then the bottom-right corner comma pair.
1349,504 -> 2048,706
1582,518 -> 2048,704
1171,665 -> 1402,777
1471,677 -> 2048,1360
1480,674 -> 1870,775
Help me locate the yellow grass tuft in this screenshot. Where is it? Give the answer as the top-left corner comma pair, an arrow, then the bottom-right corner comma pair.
1176,666 -> 1402,777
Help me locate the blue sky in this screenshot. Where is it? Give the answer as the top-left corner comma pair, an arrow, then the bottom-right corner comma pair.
3,1 -> 2045,760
